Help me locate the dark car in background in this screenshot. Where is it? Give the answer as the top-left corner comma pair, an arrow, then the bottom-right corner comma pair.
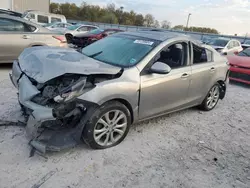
73,28 -> 123,47
228,48 -> 250,85
0,9 -> 22,17
241,40 -> 250,50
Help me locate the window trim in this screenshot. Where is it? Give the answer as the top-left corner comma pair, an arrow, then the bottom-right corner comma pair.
0,18 -> 33,32
51,17 -> 62,23
190,42 -> 214,65
37,15 -> 49,24
140,40 -> 190,75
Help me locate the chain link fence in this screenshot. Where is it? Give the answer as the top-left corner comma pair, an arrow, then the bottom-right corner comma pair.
67,19 -> 250,43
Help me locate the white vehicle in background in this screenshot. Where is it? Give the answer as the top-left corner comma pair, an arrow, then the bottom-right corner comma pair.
44,22 -> 72,33
64,24 -> 99,43
207,37 -> 243,55
22,10 -> 67,26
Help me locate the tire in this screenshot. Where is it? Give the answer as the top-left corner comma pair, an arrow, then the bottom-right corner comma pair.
82,101 -> 131,149
199,83 -> 220,111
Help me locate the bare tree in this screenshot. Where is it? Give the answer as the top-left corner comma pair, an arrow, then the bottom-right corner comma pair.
153,20 -> 160,28
144,14 -> 155,27
161,20 -> 171,29
106,3 -> 115,12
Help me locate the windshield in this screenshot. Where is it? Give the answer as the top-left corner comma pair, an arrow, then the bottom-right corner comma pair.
244,40 -> 250,45
238,48 -> 250,57
67,25 -> 81,30
89,29 -> 104,34
82,35 -> 159,67
207,39 -> 229,47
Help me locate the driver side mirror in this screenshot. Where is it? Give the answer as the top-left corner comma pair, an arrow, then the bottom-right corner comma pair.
149,62 -> 171,74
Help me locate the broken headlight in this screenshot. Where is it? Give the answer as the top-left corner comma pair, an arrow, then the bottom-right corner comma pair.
54,77 -> 87,103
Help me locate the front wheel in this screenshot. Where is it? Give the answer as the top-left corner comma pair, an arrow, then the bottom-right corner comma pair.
199,83 -> 220,111
82,101 -> 131,149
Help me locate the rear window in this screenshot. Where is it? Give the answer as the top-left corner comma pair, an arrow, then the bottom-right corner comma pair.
193,43 -> 213,64
67,25 -> 80,30
37,15 -> 49,23
0,18 -> 30,32
51,17 -> 61,23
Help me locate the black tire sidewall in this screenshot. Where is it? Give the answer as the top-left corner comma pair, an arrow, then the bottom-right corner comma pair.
82,101 -> 131,149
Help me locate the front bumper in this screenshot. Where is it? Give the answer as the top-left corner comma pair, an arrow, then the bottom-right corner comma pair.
229,67 -> 250,85
10,61 -> 97,154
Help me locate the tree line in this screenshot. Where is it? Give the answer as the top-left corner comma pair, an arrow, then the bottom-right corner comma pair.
50,2 -> 219,34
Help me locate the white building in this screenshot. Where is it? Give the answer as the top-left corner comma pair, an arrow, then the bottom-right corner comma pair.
1,0 -> 50,13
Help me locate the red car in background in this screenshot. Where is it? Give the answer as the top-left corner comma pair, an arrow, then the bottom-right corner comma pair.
72,28 -> 123,47
228,48 -> 250,84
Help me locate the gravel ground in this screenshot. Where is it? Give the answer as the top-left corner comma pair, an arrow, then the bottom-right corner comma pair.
0,66 -> 250,188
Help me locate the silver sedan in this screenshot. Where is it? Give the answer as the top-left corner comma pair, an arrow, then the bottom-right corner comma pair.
10,31 -> 229,153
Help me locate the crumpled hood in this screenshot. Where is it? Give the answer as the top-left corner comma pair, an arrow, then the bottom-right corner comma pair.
18,46 -> 122,83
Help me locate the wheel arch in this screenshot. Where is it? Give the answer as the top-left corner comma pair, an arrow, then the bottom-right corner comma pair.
104,98 -> 135,124
216,80 -> 226,99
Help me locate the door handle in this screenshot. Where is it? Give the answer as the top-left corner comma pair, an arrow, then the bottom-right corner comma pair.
210,67 -> 216,72
181,73 -> 189,78
22,35 -> 30,39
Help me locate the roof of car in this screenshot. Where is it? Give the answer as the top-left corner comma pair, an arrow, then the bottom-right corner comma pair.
120,30 -> 192,42
0,14 -> 32,24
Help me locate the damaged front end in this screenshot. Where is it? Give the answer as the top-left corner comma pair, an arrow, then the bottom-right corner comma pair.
10,59 -> 120,155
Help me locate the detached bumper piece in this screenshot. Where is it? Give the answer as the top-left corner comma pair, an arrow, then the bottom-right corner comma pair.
25,101 -> 97,157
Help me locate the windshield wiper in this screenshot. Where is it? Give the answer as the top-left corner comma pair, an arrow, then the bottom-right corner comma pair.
88,51 -> 103,58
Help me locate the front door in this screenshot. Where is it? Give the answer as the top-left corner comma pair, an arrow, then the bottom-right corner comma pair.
139,41 -> 191,120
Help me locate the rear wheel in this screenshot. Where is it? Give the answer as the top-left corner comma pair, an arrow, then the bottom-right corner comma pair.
82,101 -> 131,149
199,83 -> 220,111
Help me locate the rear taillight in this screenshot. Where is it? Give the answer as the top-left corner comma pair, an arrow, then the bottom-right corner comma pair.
53,35 -> 66,43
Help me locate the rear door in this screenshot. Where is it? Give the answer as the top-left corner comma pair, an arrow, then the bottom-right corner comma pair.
0,18 -> 34,63
188,43 -> 215,104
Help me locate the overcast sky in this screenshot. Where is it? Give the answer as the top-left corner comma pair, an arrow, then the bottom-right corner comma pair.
52,0 -> 250,35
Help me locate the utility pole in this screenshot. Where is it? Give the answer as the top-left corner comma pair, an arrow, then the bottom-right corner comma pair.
186,13 -> 192,30
119,6 -> 124,25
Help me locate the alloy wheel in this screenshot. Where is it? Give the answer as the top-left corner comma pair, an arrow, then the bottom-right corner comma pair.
206,85 -> 220,109
93,110 -> 128,146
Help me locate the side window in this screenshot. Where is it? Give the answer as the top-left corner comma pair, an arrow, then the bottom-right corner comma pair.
57,23 -> 64,28
78,26 -> 88,31
234,41 -> 240,47
87,26 -> 96,31
0,18 -> 29,32
25,24 -> 36,32
51,17 -> 61,23
205,49 -> 213,62
192,43 -> 213,64
26,13 -> 35,20
227,41 -> 234,49
155,42 -> 187,69
37,15 -> 49,24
